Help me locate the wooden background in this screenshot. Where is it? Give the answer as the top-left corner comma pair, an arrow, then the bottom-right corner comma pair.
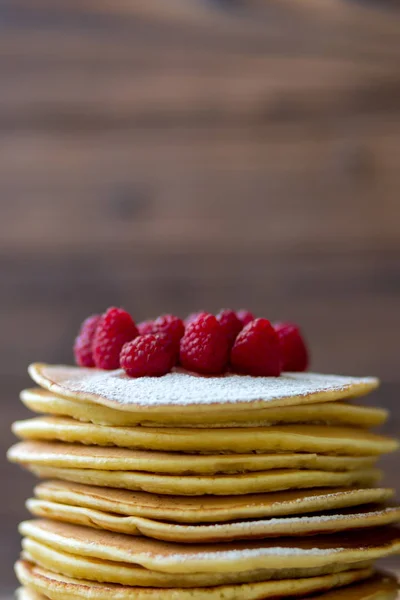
0,0 -> 399,594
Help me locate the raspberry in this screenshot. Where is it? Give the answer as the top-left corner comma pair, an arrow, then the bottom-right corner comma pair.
73,314 -> 101,367
138,315 -> 184,348
93,307 -> 138,370
184,311 -> 206,327
152,314 -> 185,347
216,309 -> 243,347
120,334 -> 177,377
236,309 -> 255,327
180,313 -> 229,375
230,318 -> 281,376
137,320 -> 155,336
274,322 -> 309,372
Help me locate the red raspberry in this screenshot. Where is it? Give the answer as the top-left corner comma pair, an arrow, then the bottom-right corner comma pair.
184,311 -> 206,327
120,334 -> 177,377
138,315 -> 184,348
230,318 -> 281,377
180,313 -> 229,375
216,309 -> 243,347
274,322 -> 309,372
137,320 -> 155,336
236,309 -> 255,327
152,314 -> 185,347
73,314 -> 101,367
93,307 -> 138,370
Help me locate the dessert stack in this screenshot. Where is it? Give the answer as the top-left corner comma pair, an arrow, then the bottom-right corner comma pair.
8,308 -> 400,599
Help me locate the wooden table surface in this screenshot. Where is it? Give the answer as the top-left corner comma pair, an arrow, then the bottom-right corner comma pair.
1,0 -> 399,594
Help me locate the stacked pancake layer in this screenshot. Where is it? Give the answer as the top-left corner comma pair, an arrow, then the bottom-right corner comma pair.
9,363 -> 400,599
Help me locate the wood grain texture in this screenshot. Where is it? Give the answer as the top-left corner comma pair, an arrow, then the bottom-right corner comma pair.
0,0 -> 399,593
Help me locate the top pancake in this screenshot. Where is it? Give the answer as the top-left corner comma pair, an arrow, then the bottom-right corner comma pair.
29,363 -> 379,426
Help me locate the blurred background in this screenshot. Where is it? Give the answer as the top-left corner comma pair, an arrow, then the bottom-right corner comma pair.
1,0 -> 400,595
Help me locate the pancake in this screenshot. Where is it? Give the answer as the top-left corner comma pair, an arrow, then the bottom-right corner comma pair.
21,538 -> 372,587
11,362 -> 398,600
23,463 -> 380,496
29,363 -> 379,426
12,417 -> 398,456
21,388 -> 388,429
8,441 -> 378,475
34,480 -> 396,523
15,560 -> 375,600
26,497 -> 400,542
15,570 -> 400,600
19,520 -> 400,573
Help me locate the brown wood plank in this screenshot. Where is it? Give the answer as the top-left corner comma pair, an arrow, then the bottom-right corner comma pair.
0,127 -> 399,253
0,26 -> 399,131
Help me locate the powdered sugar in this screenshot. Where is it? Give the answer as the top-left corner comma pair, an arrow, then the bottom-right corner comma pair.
32,364 -> 378,408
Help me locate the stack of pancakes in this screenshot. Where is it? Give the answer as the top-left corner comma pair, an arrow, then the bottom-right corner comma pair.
8,362 -> 400,599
